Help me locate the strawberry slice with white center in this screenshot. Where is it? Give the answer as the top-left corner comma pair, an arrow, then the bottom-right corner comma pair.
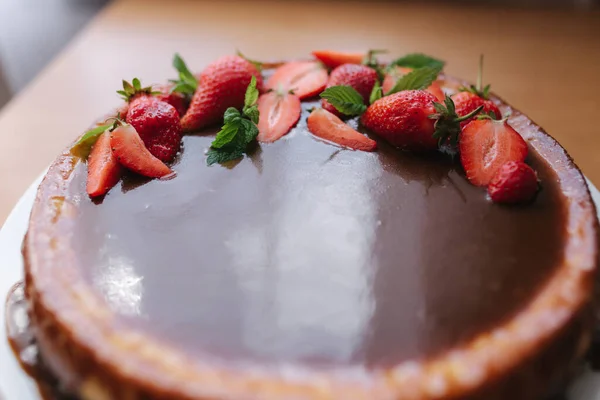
110,123 -> 172,178
307,108 -> 377,152
87,130 -> 122,197
459,118 -> 528,186
257,90 -> 301,143
266,62 -> 328,100
312,50 -> 365,69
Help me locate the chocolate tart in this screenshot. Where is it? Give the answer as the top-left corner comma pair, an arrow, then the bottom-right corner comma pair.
18,70 -> 599,400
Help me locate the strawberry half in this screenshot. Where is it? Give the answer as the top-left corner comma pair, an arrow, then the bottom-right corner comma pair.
87,130 -> 121,197
257,90 -> 301,143
110,124 -> 172,178
181,55 -> 263,132
312,50 -> 364,69
322,64 -> 378,116
382,66 -> 445,101
459,119 -> 528,186
488,161 -> 539,204
307,108 -> 377,152
265,61 -> 328,100
126,96 -> 183,162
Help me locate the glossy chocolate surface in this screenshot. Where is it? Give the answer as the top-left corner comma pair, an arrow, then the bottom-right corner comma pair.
67,103 -> 567,369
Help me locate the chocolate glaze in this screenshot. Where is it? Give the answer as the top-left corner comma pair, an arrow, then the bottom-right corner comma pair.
59,101 -> 569,370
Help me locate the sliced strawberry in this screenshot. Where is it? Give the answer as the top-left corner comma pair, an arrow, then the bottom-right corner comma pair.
265,62 -> 328,100
312,50 -> 364,69
307,108 -> 377,152
382,66 -> 445,101
459,119 -> 528,186
488,161 -> 539,204
257,90 -> 301,143
110,124 -> 172,178
87,131 -> 121,197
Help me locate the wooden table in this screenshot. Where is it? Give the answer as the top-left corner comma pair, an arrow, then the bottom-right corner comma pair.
0,0 -> 598,225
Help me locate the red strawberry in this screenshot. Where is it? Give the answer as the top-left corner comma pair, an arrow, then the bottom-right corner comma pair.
87,131 -> 121,197
307,108 -> 377,152
459,119 -> 528,186
322,64 -> 378,116
180,55 -> 263,132
361,90 -> 438,150
126,96 -> 182,162
154,83 -> 189,117
488,161 -> 538,204
257,90 -> 301,143
382,66 -> 445,101
452,91 -> 501,127
110,123 -> 172,178
265,61 -> 328,100
312,50 -> 364,69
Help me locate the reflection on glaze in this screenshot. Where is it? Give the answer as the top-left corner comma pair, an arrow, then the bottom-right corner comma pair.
67,104 -> 567,369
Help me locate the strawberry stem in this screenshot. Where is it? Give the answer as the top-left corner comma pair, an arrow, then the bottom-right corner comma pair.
454,105 -> 484,123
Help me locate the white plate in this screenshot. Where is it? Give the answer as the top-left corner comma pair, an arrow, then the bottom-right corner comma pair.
1,173 -> 600,399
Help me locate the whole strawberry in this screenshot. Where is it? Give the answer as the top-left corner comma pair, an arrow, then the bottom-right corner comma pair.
154,83 -> 189,117
180,55 -> 263,132
126,95 -> 182,162
452,91 -> 501,127
361,90 -> 481,151
322,64 -> 378,116
116,79 -> 188,119
488,161 -> 538,204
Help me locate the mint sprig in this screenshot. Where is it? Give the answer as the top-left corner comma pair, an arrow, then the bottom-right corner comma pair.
389,53 -> 445,70
369,81 -> 383,104
71,119 -> 122,159
385,66 -> 442,96
207,76 -> 260,166
170,53 -> 198,96
320,86 -> 367,116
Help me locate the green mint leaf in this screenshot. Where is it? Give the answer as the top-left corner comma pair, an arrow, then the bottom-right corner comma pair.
236,50 -> 263,72
369,81 -> 383,104
211,122 -> 241,149
390,53 -> 445,70
243,105 -> 259,125
171,53 -> 198,95
169,82 -> 195,96
244,76 -> 259,109
207,147 -> 244,166
70,123 -> 112,159
319,85 -> 367,116
223,107 -> 241,124
240,119 -> 259,142
385,66 -> 441,96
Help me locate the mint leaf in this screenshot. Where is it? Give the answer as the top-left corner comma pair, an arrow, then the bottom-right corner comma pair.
207,148 -> 244,166
70,123 -> 112,159
369,81 -> 383,104
211,122 -> 240,149
385,66 -> 441,96
244,76 -> 259,109
171,53 -> 198,95
320,85 -> 367,116
390,53 -> 445,70
207,79 -> 261,166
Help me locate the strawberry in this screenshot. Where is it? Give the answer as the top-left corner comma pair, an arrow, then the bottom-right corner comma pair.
322,64 -> 378,116
180,55 -> 263,132
312,50 -> 365,69
459,119 -> 528,186
361,90 -> 480,151
117,83 -> 188,120
126,95 -> 182,162
110,123 -> 172,178
87,130 -> 121,197
257,90 -> 301,143
452,91 -> 501,127
488,161 -> 538,204
307,108 -> 377,152
382,66 -> 445,101
265,61 -> 328,100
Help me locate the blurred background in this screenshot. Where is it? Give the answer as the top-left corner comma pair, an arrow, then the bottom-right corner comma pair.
0,0 -> 598,111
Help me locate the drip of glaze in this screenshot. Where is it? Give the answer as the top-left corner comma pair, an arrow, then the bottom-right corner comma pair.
5,282 -> 77,400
